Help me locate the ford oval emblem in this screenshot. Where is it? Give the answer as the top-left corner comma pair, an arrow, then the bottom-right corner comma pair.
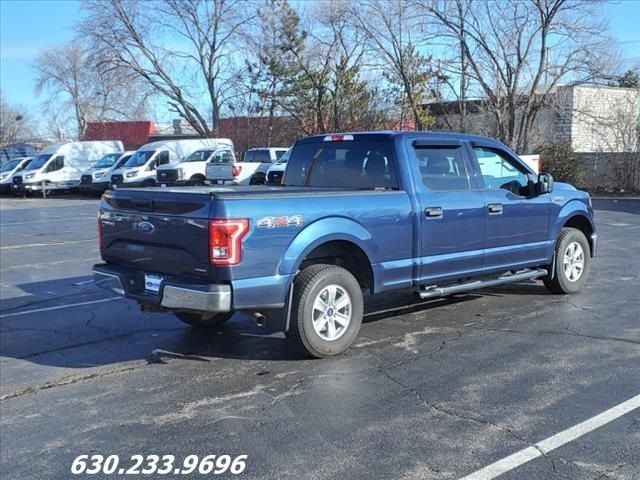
136,221 -> 155,234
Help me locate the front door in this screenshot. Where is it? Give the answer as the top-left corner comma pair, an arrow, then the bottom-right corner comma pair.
469,143 -> 551,273
410,141 -> 486,284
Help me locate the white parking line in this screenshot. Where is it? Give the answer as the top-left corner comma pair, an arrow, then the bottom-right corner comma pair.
459,393 -> 640,480
0,297 -> 121,319
0,239 -> 94,250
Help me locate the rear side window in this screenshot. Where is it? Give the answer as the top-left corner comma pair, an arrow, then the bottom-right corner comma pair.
284,141 -> 398,189
413,146 -> 470,191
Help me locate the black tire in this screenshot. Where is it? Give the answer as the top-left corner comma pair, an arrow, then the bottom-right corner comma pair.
174,311 -> 234,328
287,264 -> 363,358
189,177 -> 205,186
250,175 -> 266,186
544,227 -> 591,294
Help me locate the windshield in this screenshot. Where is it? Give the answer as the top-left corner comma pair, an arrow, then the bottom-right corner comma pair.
25,153 -> 53,170
184,150 -> 214,162
1,160 -> 20,172
94,153 -> 122,169
115,155 -> 131,169
276,149 -> 291,164
124,150 -> 155,167
284,140 -> 397,189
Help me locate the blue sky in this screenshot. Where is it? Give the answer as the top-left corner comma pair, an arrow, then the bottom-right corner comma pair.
1,0 -> 639,115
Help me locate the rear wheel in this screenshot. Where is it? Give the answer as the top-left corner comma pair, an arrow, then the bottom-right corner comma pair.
174,311 -> 234,328
189,176 -> 205,186
287,264 -> 363,358
250,175 -> 266,185
544,227 -> 591,294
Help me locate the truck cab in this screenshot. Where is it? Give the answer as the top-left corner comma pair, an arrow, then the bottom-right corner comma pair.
79,151 -> 132,194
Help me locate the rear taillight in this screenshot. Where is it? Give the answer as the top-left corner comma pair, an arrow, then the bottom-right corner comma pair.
232,165 -> 242,177
209,219 -> 249,265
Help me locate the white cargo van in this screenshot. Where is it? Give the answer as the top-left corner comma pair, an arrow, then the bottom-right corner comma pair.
155,139 -> 234,186
110,139 -> 231,188
0,157 -> 33,194
206,146 -> 288,185
11,141 -> 123,194
79,151 -> 134,194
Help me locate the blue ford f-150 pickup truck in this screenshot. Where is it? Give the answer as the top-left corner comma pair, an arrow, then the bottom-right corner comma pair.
94,131 -> 597,357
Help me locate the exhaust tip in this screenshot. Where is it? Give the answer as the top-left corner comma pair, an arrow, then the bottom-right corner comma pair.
253,312 -> 266,327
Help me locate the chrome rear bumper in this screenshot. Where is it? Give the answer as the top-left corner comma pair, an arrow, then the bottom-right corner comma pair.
93,264 -> 231,313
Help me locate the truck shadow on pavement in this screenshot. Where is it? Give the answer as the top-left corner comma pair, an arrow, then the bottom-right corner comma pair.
1,274 -> 551,369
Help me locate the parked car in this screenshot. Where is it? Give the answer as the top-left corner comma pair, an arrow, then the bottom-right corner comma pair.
12,141 -> 123,195
206,147 -> 288,185
155,140 -> 235,186
94,131 -> 596,358
110,139 -> 229,189
0,157 -> 33,194
79,151 -> 133,194
266,148 -> 291,185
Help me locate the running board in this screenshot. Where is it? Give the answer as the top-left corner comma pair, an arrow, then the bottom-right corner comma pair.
418,269 -> 548,299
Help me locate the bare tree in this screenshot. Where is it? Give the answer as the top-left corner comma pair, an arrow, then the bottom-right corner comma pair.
34,41 -> 150,138
423,0 -> 612,152
81,0 -> 254,137
348,0 -> 436,130
0,91 -> 33,145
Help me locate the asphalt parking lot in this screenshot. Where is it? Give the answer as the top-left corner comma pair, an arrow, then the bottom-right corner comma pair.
0,195 -> 638,480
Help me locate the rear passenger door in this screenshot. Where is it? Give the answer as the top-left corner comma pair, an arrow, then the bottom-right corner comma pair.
469,142 -> 550,273
411,140 -> 486,284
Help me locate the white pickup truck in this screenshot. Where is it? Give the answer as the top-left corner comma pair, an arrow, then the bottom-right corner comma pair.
206,147 -> 288,185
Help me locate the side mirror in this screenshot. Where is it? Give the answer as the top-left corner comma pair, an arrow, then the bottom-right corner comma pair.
538,172 -> 554,195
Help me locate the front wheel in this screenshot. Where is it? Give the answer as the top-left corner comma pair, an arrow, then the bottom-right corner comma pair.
174,311 -> 234,328
544,227 -> 591,294
287,264 -> 363,358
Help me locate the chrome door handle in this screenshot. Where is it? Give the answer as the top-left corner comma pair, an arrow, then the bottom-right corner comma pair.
425,207 -> 443,218
487,203 -> 503,214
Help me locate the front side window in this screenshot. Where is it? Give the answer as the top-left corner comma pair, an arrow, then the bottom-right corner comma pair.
48,156 -> 64,172
284,140 -> 398,189
473,147 -> 529,195
185,150 -> 215,162
156,151 -> 170,165
414,146 -> 471,191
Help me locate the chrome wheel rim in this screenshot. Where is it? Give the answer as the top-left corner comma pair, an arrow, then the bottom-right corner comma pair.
563,241 -> 585,282
312,284 -> 352,341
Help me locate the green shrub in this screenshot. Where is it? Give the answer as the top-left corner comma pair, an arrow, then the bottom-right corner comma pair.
539,143 -> 585,187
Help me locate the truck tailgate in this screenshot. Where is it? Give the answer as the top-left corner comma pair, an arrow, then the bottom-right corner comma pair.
206,162 -> 234,181
100,190 -> 212,278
